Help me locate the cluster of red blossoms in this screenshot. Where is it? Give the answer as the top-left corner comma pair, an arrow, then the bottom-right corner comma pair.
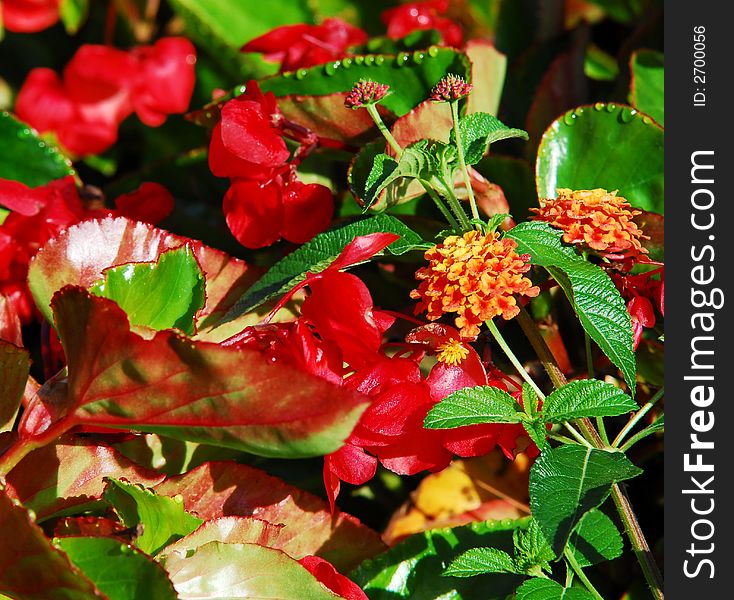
240,0 -> 462,73
611,268 -> 664,350
208,82 -> 333,249
225,234 -> 538,510
0,176 -> 173,325
15,38 -> 196,156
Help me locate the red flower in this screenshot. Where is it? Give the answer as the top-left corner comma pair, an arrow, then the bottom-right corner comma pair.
381,0 -> 463,47
0,176 -> 174,323
611,267 -> 664,350
242,18 -> 368,72
299,556 -> 368,600
15,38 -> 196,156
2,0 -> 59,33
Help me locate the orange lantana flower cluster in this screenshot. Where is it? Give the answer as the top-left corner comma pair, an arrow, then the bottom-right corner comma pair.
411,230 -> 540,338
530,188 -> 648,258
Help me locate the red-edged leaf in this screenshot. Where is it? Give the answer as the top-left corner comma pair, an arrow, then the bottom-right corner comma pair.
23,287 -> 367,458
0,295 -> 23,346
155,461 -> 385,571
391,100 -> 452,149
4,437 -> 164,521
0,340 -> 29,432
27,217 -> 260,332
55,516 -> 130,538
464,40 -> 507,117
0,486 -> 104,599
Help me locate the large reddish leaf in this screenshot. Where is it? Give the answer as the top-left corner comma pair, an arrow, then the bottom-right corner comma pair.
155,461 -> 385,571
464,40 -> 507,117
4,437 -> 164,521
0,295 -> 22,346
0,486 -> 104,599
0,341 -> 29,432
22,288 -> 367,458
27,217 -> 260,332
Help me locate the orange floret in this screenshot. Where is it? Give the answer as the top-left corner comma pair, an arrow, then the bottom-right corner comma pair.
530,188 -> 649,258
410,230 -> 540,338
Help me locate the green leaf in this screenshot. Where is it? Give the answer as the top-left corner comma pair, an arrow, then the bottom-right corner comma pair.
536,103 -> 663,214
352,519 -> 528,599
161,541 -> 340,599
222,214 -> 426,320
523,419 -> 548,451
522,382 -> 539,418
542,380 -> 637,422
260,48 -> 471,117
506,222 -> 636,395
584,45 -> 620,82
59,0 -> 90,34
443,547 -> 519,577
568,509 -> 624,568
57,537 -> 177,600
529,445 -> 642,555
0,112 -> 75,186
513,519 -> 556,575
103,479 -> 202,556
452,112 -> 528,164
515,578 -> 596,600
630,50 -> 664,126
0,340 -> 29,432
90,246 -> 205,336
0,487 -> 102,599
424,386 -> 524,429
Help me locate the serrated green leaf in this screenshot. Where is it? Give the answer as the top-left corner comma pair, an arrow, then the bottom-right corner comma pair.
568,509 -> 624,568
515,578 -> 596,600
535,103 -> 663,215
103,479 -> 202,556
0,112 -> 75,186
362,143 -> 437,209
629,50 -> 664,126
352,519 -> 528,599
523,419 -> 548,451
529,446 -> 642,555
522,382 -> 539,418
543,380 -> 637,422
513,519 -> 556,575
59,0 -> 89,34
90,246 -> 205,336
57,537 -> 178,600
506,222 -> 636,395
162,541 -> 340,599
451,112 -> 528,164
444,547 -> 519,577
424,386 -> 524,429
221,214 -> 426,321
260,48 -> 471,117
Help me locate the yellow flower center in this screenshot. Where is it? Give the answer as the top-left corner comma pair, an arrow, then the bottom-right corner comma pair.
436,339 -> 470,366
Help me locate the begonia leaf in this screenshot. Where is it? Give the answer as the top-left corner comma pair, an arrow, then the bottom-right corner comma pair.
36,287 -> 367,458
529,445 -> 641,555
161,541 -> 341,599
4,438 -> 164,521
28,217 -> 259,331
57,537 -> 177,600
542,379 -> 637,422
102,479 -> 202,556
0,486 -> 103,599
629,50 -> 664,126
506,222 -> 636,395
154,461 -> 385,571
567,509 -> 623,567
515,578 -> 596,600
223,214 -> 426,319
352,518 -> 527,598
424,386 -> 524,429
464,40 -> 507,117
0,340 -> 29,432
0,112 -> 75,187
535,103 -> 663,214
90,246 -> 205,336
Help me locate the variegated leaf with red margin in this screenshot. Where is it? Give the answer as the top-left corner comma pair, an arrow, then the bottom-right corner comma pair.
155,461 -> 385,571
0,485 -> 104,599
20,288 -> 367,458
4,437 -> 164,521
464,40 -> 507,117
27,217 -> 260,333
0,341 -> 29,432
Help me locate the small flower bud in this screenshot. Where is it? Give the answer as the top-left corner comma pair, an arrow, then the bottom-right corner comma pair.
344,79 -> 390,109
430,74 -> 473,102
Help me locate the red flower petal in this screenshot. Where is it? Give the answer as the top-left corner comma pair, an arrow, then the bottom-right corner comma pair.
223,179 -> 283,248
280,181 -> 333,244
15,68 -> 75,135
0,179 -> 45,216
219,98 -> 290,167
114,182 -> 174,224
2,0 -> 60,33
298,555 -> 368,600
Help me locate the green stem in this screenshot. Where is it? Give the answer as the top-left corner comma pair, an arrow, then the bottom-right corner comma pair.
563,423 -> 593,448
612,387 -> 665,448
619,416 -> 664,452
548,433 -> 584,446
486,319 -> 545,400
366,104 -> 403,158
437,178 -> 471,230
564,548 -> 605,600
419,179 -> 461,231
450,100 -> 479,221
514,305 -> 664,599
